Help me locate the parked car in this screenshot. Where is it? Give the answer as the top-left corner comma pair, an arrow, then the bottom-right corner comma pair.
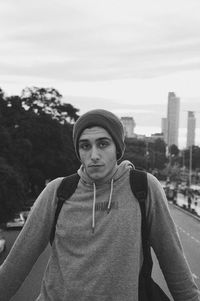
0,230 -> 6,254
0,238 -> 6,254
6,213 -> 25,229
20,210 -> 30,221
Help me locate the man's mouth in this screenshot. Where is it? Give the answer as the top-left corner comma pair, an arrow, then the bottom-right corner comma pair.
88,164 -> 104,168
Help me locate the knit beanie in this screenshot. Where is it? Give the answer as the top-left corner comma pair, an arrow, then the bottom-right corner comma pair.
73,109 -> 125,161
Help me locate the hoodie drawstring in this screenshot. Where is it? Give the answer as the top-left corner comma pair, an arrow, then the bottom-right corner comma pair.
92,183 -> 96,233
107,179 -> 114,214
92,179 -> 114,233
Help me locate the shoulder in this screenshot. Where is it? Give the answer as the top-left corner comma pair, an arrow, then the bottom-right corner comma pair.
30,177 -> 64,214
146,172 -> 169,213
44,177 -> 64,196
147,172 -> 163,190
46,177 -> 64,187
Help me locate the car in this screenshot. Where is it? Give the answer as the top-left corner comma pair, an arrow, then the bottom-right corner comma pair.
0,238 -> 6,254
20,210 -> 31,221
6,213 -> 25,229
0,230 -> 6,254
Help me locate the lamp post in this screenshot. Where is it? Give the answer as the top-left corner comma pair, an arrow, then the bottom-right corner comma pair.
189,145 -> 192,187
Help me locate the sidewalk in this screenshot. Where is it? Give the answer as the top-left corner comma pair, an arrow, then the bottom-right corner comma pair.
169,193 -> 200,222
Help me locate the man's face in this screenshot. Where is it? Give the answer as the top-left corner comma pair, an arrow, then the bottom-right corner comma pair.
78,126 -> 117,182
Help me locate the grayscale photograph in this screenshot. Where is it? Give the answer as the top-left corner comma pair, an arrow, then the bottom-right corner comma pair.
0,1 -> 200,300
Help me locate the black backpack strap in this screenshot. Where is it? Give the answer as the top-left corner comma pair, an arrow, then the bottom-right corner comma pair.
130,169 -> 171,300
50,173 -> 80,245
129,168 -> 148,203
129,168 -> 153,277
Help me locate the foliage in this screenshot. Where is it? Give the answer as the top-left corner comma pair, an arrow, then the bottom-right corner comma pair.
123,137 -> 167,171
182,146 -> 200,169
161,163 -> 181,182
169,144 -> 179,156
0,86 -> 80,223
0,160 -> 25,224
21,86 -> 79,123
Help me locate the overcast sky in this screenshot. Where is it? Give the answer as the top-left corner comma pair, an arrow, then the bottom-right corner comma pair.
1,0 -> 200,147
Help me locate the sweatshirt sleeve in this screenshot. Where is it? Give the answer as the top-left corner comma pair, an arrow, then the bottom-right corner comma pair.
146,173 -> 200,301
0,177 -> 63,301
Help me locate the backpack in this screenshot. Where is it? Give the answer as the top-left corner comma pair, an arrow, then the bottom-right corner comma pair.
50,168 -> 170,301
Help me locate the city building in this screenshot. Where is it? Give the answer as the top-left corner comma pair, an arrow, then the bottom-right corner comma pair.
120,117 -> 136,137
161,117 -> 168,144
167,92 -> 180,147
151,133 -> 164,141
186,111 -> 196,148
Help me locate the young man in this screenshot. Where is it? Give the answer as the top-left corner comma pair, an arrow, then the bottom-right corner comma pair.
0,109 -> 199,301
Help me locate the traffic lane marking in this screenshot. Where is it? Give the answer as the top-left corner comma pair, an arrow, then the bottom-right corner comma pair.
176,225 -> 200,281
177,225 -> 200,245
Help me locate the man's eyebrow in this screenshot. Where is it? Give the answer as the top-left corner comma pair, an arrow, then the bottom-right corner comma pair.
96,137 -> 112,141
78,139 -> 89,144
79,137 -> 112,143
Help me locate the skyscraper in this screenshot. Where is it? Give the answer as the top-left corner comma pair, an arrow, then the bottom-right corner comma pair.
121,116 -> 136,137
161,117 -> 168,144
186,111 -> 196,148
167,92 -> 180,147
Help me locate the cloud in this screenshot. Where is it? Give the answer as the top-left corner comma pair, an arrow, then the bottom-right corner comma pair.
63,94 -> 165,125
1,0 -> 200,82
0,0 -> 200,149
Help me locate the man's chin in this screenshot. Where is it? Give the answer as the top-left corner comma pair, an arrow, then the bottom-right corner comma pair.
88,172 -> 103,181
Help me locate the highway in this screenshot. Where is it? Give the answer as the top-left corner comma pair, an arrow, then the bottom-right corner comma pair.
0,204 -> 200,300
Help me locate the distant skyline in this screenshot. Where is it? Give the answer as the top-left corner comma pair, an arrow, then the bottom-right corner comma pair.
64,94 -> 200,149
1,0 -> 200,148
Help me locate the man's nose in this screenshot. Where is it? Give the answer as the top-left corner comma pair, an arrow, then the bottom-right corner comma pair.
91,145 -> 100,160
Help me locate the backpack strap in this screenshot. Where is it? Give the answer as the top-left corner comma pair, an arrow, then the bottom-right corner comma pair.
129,168 -> 153,278
50,173 -> 80,245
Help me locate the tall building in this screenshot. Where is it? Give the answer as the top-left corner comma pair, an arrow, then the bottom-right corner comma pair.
121,117 -> 136,137
186,111 -> 196,148
161,117 -> 168,144
167,92 -> 180,147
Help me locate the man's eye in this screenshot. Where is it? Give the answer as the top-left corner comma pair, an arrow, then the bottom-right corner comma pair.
99,141 -> 109,148
79,143 -> 90,150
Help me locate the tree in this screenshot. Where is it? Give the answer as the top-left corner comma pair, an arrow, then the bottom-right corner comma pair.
0,95 -> 26,129
21,86 -> 79,123
0,88 -> 4,99
0,159 -> 25,224
123,138 -> 146,169
181,146 -> 200,170
169,144 -> 179,157
162,163 -> 181,182
123,137 -> 167,171
0,86 -> 80,201
0,88 -> 8,124
28,168 -> 46,197
0,126 -> 13,161
154,138 -> 166,154
192,146 -> 200,169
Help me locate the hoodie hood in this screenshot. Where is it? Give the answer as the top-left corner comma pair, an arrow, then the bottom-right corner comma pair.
77,160 -> 134,232
77,160 -> 134,186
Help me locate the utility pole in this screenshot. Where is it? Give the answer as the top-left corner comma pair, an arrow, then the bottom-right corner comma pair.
189,145 -> 192,187
186,109 -> 200,187
182,149 -> 185,168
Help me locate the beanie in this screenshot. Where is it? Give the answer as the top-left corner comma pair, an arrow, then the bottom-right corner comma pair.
73,109 -> 125,161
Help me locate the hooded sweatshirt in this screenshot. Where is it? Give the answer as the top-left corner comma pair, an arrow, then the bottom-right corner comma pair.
0,161 -> 199,301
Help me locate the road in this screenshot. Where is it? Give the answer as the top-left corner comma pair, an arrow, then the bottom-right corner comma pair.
169,204 -> 200,290
0,205 -> 200,301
